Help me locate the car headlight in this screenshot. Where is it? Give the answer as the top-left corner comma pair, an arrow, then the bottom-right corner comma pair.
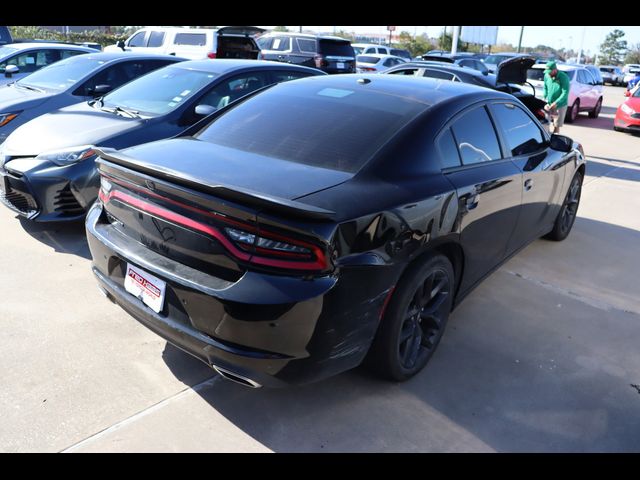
35,145 -> 97,166
621,103 -> 636,115
0,112 -> 20,128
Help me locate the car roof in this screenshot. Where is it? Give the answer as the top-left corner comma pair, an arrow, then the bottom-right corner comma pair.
357,53 -> 403,59
1,42 -> 94,51
264,32 -> 350,41
72,51 -> 184,62
398,61 -> 486,75
289,73 -> 510,107
171,58 -> 323,75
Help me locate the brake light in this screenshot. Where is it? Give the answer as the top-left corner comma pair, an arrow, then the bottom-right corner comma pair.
207,51 -> 217,59
360,67 -> 376,72
314,54 -> 325,68
98,175 -> 329,272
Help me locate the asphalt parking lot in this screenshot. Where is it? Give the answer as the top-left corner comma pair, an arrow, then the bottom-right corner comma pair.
1,85 -> 639,453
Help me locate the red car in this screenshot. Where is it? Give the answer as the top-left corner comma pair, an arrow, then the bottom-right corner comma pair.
614,87 -> 640,133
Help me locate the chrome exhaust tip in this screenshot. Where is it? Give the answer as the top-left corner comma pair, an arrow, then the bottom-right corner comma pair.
212,365 -> 262,388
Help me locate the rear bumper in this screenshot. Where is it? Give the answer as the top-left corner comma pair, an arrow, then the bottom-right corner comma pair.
0,157 -> 98,221
86,202 -> 396,386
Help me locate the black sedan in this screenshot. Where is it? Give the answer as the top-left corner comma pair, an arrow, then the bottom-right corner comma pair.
384,56 -> 548,123
0,60 -> 325,222
86,74 -> 586,387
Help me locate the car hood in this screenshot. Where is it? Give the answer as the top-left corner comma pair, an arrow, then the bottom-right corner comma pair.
496,55 -> 536,85
0,84 -> 53,111
117,137 -> 352,200
1,101 -> 144,156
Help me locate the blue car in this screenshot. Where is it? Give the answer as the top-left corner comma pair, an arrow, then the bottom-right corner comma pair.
0,51 -> 184,144
0,60 -> 325,222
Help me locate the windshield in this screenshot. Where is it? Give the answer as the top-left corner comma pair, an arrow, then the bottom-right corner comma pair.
318,39 -> 354,57
0,46 -> 18,60
527,69 -> 545,81
485,54 -> 510,65
101,66 -> 217,116
195,80 -> 426,173
352,46 -> 364,55
16,55 -> 103,92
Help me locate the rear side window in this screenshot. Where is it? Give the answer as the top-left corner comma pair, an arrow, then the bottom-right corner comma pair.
148,31 -> 166,47
256,36 -> 272,49
296,38 -> 316,53
319,40 -> 354,57
195,81 -> 427,173
437,128 -> 462,169
451,106 -> 502,165
174,33 -> 206,46
272,71 -> 313,82
388,68 -> 419,76
490,103 -> 545,157
271,37 -> 291,52
61,50 -> 84,60
422,69 -> 456,81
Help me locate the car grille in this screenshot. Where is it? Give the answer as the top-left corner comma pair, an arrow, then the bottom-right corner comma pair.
0,187 -> 38,217
53,185 -> 85,216
631,113 -> 640,119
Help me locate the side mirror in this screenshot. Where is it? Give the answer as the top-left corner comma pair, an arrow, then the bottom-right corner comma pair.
195,104 -> 216,116
116,40 -> 126,51
4,64 -> 19,78
624,90 -> 631,97
90,84 -> 112,96
549,133 -> 573,153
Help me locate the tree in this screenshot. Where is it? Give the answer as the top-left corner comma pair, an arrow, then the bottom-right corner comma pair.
396,31 -> 435,58
598,29 -> 627,65
273,26 -> 289,32
625,43 -> 640,65
333,30 -> 354,41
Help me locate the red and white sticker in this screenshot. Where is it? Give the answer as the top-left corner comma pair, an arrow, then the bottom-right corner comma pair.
124,263 -> 166,314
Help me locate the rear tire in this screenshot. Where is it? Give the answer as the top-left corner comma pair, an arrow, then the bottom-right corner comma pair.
589,98 -> 602,118
566,99 -> 579,123
545,172 -> 583,241
366,254 -> 454,382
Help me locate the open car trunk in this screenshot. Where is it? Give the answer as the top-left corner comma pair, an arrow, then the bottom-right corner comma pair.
216,26 -> 265,60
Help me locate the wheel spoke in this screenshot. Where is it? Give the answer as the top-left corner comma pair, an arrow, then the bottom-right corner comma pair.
399,321 -> 415,344
403,331 -> 422,367
422,292 -> 448,318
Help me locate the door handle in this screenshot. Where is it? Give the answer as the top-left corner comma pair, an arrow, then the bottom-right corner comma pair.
465,194 -> 479,210
524,179 -> 534,191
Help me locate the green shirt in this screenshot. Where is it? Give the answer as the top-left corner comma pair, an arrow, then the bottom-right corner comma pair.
543,70 -> 570,108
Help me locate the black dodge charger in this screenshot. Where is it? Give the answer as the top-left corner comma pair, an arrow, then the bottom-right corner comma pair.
86,74 -> 586,387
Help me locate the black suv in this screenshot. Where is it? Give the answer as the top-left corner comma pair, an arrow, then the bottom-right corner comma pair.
0,26 -> 13,45
257,32 -> 355,74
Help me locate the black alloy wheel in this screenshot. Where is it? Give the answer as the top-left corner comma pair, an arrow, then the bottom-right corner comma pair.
367,254 -> 454,381
546,172 -> 583,241
567,99 -> 580,123
589,98 -> 602,118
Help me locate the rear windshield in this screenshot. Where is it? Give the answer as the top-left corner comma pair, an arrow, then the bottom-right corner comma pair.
357,55 -> 381,64
195,80 -> 426,173
16,55 -> 105,92
485,54 -> 510,65
318,39 -> 354,58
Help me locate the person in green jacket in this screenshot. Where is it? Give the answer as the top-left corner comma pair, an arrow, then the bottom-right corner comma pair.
542,60 -> 571,134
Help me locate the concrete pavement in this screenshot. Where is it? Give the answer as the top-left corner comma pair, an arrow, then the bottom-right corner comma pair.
1,86 -> 639,452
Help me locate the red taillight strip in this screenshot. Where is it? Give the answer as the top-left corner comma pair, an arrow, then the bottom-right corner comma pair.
99,189 -> 327,271
379,286 -> 396,320
100,172 -> 328,268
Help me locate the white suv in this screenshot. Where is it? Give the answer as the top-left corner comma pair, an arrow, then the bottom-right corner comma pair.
525,63 -> 604,122
104,26 -> 264,60
351,43 -> 392,56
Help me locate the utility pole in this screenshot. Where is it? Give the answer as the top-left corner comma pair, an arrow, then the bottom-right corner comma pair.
517,26 -> 524,53
577,26 -> 586,64
451,26 -> 459,55
299,26 -> 302,33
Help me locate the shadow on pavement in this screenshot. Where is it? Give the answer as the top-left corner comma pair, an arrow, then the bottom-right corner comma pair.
585,158 -> 640,183
160,217 -> 640,452
18,217 -> 91,260
569,114 -> 613,131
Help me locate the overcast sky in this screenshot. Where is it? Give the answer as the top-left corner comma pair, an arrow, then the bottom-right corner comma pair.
269,26 -> 640,55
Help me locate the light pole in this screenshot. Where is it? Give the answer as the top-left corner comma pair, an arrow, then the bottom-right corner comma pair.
517,26 -> 524,53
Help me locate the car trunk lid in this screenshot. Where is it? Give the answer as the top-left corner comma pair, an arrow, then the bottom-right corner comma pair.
496,55 -> 536,85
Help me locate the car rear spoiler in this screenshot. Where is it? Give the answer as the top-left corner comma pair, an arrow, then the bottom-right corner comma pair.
94,147 -> 336,221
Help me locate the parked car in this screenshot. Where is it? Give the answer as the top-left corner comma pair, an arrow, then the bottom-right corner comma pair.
0,43 -> 95,86
584,65 -> 604,86
420,53 -> 489,74
599,65 -> 624,86
0,60 -> 325,221
258,32 -> 355,74
356,54 -> 406,73
352,43 -> 391,56
104,26 -> 264,60
0,52 -> 183,144
525,63 -> 604,122
614,85 -> 640,134
0,27 -> 12,46
390,48 -> 412,61
85,74 -> 585,387
622,64 -> 640,86
384,57 -> 548,123
483,52 -> 528,74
